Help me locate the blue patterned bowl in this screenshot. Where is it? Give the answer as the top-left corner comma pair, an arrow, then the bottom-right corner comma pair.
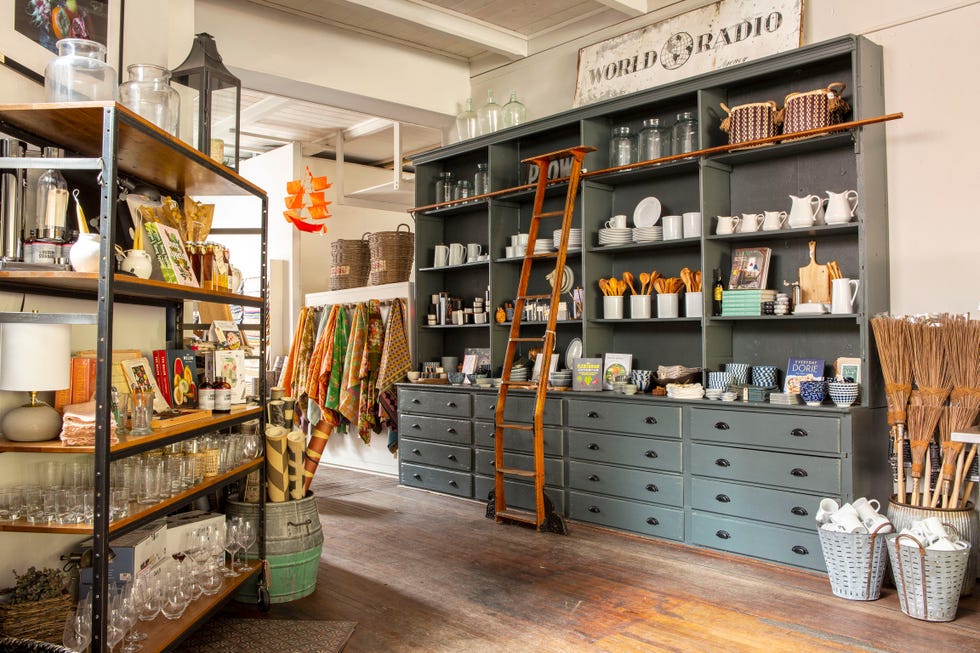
799,380 -> 826,406
448,372 -> 466,385
751,365 -> 778,387
827,381 -> 859,407
725,362 -> 751,384
631,369 -> 653,392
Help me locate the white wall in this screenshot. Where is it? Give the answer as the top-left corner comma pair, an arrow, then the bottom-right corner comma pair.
469,0 -> 979,315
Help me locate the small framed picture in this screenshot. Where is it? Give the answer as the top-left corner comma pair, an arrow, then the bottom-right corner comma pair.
835,357 -> 862,383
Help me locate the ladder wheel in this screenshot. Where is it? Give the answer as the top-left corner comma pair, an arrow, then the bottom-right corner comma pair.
485,490 -> 496,520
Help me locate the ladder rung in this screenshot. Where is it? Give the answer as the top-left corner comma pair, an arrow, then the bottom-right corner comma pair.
533,210 -> 564,219
517,294 -> 551,301
496,508 -> 541,525
496,423 -> 534,431
497,466 -> 536,478
500,381 -> 536,388
528,251 -> 559,259
509,337 -> 544,343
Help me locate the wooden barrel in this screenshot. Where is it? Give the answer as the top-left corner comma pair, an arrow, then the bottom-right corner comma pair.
228,493 -> 323,603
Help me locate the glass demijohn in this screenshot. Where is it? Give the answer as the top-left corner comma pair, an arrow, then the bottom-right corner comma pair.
119,64 -> 181,136
456,98 -> 478,141
501,91 -> 526,128
478,90 -> 502,136
44,38 -> 117,102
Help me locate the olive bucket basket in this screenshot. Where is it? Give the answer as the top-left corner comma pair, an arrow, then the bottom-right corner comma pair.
228,493 -> 323,604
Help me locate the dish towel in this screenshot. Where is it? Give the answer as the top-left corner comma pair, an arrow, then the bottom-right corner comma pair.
355,299 -> 384,441
376,299 -> 410,452
59,400 -> 118,446
338,303 -> 367,429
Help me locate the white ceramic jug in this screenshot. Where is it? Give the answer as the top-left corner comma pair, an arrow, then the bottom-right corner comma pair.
448,242 -> 465,265
788,194 -> 822,228
740,213 -> 762,233
762,210 -> 787,231
825,190 -> 859,224
831,277 -> 860,314
433,244 -> 449,267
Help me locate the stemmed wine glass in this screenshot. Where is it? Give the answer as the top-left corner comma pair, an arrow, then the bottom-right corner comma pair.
106,605 -> 126,653
112,587 -> 140,653
242,431 -> 262,460
236,519 -> 256,571
62,607 -> 92,653
223,520 -> 241,577
135,574 -> 161,624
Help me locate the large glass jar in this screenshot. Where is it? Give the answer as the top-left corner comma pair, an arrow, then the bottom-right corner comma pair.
473,163 -> 489,196
671,111 -> 699,155
638,118 -> 669,161
44,39 -> 117,102
119,64 -> 180,136
455,98 -> 478,141
501,91 -> 526,128
609,126 -> 636,167
434,172 -> 455,204
478,90 -> 502,136
35,147 -> 69,242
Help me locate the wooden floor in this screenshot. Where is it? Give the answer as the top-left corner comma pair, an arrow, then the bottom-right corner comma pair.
223,467 -> 980,652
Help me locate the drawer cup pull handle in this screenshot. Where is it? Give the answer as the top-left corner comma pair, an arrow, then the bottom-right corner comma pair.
716,530 -> 731,540
412,473 -> 421,480
447,428 -> 457,434
646,517 -> 659,526
449,480 -> 458,487
644,450 -> 658,459
587,411 -> 599,419
411,423 -> 420,429
588,506 -> 601,513
411,398 -> 420,404
791,545 -> 809,556
447,455 -> 457,461
446,402 -> 457,408
587,474 -> 599,482
791,468 -> 808,477
791,428 -> 808,438
791,506 -> 808,516
646,484 -> 659,492
587,443 -> 599,451
411,448 -> 421,455
715,494 -> 731,503
714,421 -> 730,430
645,416 -> 658,424
715,458 -> 731,468
489,404 -> 496,410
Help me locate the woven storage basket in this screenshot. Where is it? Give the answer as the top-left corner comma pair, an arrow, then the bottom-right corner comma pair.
368,223 -> 414,286
0,594 -> 73,644
886,532 -> 971,622
818,523 -> 891,600
719,100 -> 781,147
330,234 -> 370,290
782,82 -> 850,140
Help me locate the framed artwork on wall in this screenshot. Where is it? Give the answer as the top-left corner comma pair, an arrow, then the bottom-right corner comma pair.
0,0 -> 124,84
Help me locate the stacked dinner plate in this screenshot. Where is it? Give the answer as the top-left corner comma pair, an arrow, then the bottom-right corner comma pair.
597,228 -> 632,246
632,226 -> 663,242
548,368 -> 573,388
555,229 -> 582,250
532,238 -> 553,254
509,366 -> 529,382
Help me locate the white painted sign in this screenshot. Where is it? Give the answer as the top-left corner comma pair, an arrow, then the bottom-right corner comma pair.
573,0 -> 802,107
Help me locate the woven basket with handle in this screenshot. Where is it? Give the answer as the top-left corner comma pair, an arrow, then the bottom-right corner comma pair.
781,82 -> 850,140
719,100 -> 781,147
368,223 -> 414,286
0,593 -> 73,644
330,234 -> 371,290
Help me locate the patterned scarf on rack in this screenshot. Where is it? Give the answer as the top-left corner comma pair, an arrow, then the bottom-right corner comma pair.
376,299 -> 410,452
323,305 -> 351,433
355,299 -> 384,440
278,306 -> 309,397
338,303 -> 367,430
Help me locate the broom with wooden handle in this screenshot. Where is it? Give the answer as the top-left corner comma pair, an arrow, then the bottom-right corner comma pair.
945,314 -> 980,508
909,316 -> 952,507
907,393 -> 942,506
871,316 -> 913,503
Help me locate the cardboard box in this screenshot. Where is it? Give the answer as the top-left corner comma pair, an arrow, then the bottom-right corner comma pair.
205,350 -> 248,404
165,511 -> 225,556
79,520 -> 167,588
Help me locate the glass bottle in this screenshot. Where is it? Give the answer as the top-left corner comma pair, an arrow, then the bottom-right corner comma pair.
198,379 -> 215,411
44,38 -> 118,102
434,171 -> 455,204
119,64 -> 181,136
501,91 -> 526,128
35,147 -> 69,242
712,268 -> 724,316
455,180 -> 472,201
637,118 -> 669,161
478,90 -> 502,136
213,377 -> 232,413
455,98 -> 478,141
672,111 -> 699,155
473,163 -> 489,196
609,126 -> 636,168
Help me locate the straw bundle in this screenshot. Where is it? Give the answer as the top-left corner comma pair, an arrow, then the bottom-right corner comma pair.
930,406 -> 968,508
945,315 -> 980,508
907,392 -> 943,506
871,316 -> 914,502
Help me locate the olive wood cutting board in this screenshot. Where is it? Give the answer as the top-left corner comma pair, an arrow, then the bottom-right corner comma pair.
798,240 -> 831,303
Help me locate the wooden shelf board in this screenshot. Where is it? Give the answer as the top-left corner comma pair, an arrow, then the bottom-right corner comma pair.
495,250 -> 581,263
0,102 -> 264,197
585,158 -> 700,183
591,317 -> 702,324
0,406 -> 262,455
588,237 -> 701,253
417,260 -> 490,272
704,223 -> 859,241
421,323 -> 490,329
710,313 -> 860,321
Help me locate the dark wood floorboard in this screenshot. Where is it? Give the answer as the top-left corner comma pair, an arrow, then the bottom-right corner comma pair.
222,467 -> 980,652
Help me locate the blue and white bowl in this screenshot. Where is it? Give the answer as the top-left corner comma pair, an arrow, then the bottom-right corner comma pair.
751,365 -> 778,387
799,380 -> 827,406
708,371 -> 735,390
725,362 -> 751,384
631,369 -> 653,393
827,381 -> 859,407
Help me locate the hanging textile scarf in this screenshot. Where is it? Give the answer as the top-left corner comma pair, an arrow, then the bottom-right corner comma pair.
302,305 -> 337,490
304,306 -> 334,423
323,305 -> 350,433
278,306 -> 309,397
338,302 -> 366,429
356,299 -> 384,440
376,299 -> 410,452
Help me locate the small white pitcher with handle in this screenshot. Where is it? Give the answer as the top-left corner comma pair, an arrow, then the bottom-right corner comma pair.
825,190 -> 859,224
831,277 -> 860,314
762,210 -> 787,231
788,194 -> 822,228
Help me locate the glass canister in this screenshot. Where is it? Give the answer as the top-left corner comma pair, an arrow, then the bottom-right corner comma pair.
119,64 -> 180,136
478,90 -> 502,136
456,98 -> 478,141
44,39 -> 118,102
638,118 -> 670,161
455,180 -> 473,201
434,171 -> 455,204
502,91 -> 526,128
473,163 -> 489,196
609,126 -> 636,167
35,147 -> 69,242
671,111 -> 699,155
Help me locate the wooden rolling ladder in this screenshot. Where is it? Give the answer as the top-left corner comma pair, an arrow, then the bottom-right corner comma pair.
487,145 -> 594,533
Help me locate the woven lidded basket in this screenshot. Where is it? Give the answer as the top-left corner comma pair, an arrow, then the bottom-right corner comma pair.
818,524 -> 891,600
368,223 -> 414,286
886,532 -> 970,622
719,100 -> 781,146
782,82 -> 850,139
0,593 -> 73,644
330,234 -> 370,290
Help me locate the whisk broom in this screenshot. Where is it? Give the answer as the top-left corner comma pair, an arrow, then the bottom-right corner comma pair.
871,316 -> 913,503
906,393 -> 942,506
945,315 -> 980,508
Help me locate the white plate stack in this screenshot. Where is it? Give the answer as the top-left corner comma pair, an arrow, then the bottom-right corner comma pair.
632,226 -> 663,242
532,238 -> 553,254
548,369 -> 573,388
598,228 -> 632,246
509,366 -> 529,382
555,229 -> 582,250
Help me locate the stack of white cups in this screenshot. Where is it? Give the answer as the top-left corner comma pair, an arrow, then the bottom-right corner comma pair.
816,497 -> 892,534
899,517 -> 971,551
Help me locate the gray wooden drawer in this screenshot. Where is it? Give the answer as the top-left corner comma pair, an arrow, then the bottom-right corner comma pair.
474,449 -> 564,486
690,512 -> 825,571
690,443 -> 840,494
567,399 -> 680,438
569,491 -> 683,541
474,475 -> 565,514
400,462 -> 472,498
568,430 -> 681,472
400,388 -> 472,418
690,408 -> 841,453
399,437 -> 471,472
473,421 -> 564,456
400,415 -> 472,445
690,477 -> 836,530
568,461 -> 682,507
473,393 -> 562,426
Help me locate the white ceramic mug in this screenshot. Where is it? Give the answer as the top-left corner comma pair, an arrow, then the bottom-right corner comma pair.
512,233 -> 529,247
505,245 -> 515,258
682,212 -> 702,238
930,538 -> 970,551
448,242 -> 465,266
863,514 -> 893,533
630,294 -> 651,319
829,503 -> 868,533
851,497 -> 881,522
433,244 -> 449,267
606,214 -> 628,229
739,213 -> 762,233
466,243 -> 483,262
831,278 -> 860,314
716,216 -> 740,235
815,498 -> 840,525
762,210 -> 787,231
656,293 -> 679,318
662,215 -> 682,240
603,295 -> 624,319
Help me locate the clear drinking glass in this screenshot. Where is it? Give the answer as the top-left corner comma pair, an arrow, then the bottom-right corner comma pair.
129,388 -> 154,435
222,521 -> 241,577
237,520 -> 256,571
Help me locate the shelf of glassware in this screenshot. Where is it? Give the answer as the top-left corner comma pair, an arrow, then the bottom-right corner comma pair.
0,458 -> 262,534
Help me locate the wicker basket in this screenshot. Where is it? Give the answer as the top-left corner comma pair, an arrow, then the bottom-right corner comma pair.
368,223 -> 414,286
781,82 -> 850,140
719,100 -> 781,147
886,532 -> 971,622
330,234 -> 370,290
818,523 -> 891,600
0,594 -> 73,644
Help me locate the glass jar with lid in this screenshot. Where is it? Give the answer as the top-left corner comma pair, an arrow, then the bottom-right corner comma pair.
671,112 -> 699,155
455,180 -> 473,201
473,163 -> 489,196
609,126 -> 636,168
119,64 -> 181,136
35,147 -> 69,242
638,118 -> 670,161
44,38 -> 118,102
435,171 -> 455,204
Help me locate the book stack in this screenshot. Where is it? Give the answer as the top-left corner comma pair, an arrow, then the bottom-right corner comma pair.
769,392 -> 801,405
721,289 -> 777,316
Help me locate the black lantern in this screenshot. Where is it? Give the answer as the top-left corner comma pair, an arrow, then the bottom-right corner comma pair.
171,33 -> 241,171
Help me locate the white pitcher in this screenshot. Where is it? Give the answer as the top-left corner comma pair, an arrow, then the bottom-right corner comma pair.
762,210 -> 787,231
825,190 -> 859,224
739,213 -> 762,233
448,242 -> 465,266
788,194 -> 822,228
831,277 -> 860,314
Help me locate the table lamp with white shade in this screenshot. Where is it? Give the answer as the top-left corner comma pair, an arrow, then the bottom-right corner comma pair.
0,321 -> 71,441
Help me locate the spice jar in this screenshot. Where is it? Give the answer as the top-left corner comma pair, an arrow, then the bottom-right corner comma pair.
609,126 -> 636,167
671,111 -> 699,155
213,377 -> 231,413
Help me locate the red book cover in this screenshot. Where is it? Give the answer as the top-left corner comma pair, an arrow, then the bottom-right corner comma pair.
69,357 -> 97,404
153,349 -> 172,406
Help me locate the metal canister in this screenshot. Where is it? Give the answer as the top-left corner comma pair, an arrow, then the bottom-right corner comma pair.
0,138 -> 27,261
33,238 -> 61,264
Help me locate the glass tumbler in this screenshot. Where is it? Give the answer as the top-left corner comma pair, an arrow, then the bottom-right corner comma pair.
130,388 -> 154,435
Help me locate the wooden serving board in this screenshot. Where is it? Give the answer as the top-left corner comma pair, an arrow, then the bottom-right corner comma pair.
798,240 -> 831,303
151,408 -> 212,428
